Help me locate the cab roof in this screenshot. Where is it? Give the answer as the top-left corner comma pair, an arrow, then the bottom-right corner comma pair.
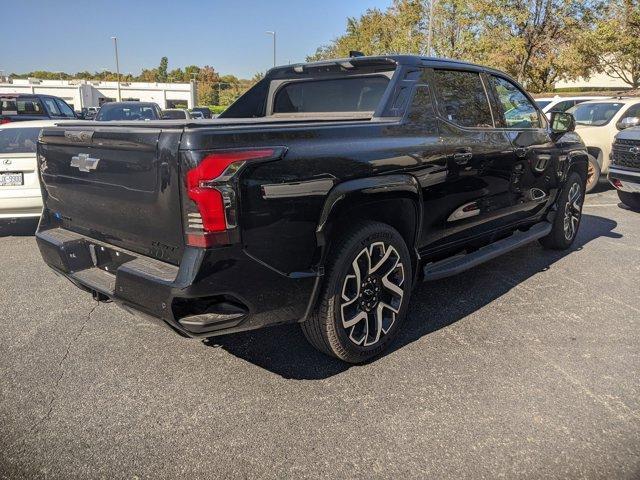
268,54 -> 510,78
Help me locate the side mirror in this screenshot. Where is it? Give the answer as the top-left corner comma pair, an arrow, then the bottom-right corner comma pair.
616,116 -> 640,130
549,111 -> 575,134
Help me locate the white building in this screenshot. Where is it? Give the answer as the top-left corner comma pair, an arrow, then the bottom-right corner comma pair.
0,78 -> 197,110
555,72 -> 631,90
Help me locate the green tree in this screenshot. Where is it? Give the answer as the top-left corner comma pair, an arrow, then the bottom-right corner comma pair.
308,0 -> 603,93
157,57 -> 169,82
196,66 -> 220,105
137,68 -> 158,82
429,0 -> 482,59
572,0 -> 640,88
473,0 -> 603,91
307,0 -> 425,61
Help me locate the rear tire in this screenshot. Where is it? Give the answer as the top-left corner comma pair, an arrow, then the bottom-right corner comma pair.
539,171 -> 585,250
585,155 -> 600,193
618,190 -> 640,211
301,221 -> 412,363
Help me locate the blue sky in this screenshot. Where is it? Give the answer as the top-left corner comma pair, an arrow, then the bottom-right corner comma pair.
1,0 -> 392,78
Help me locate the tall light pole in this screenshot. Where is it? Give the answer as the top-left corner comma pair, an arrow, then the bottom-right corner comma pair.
266,31 -> 276,68
426,0 -> 436,57
111,36 -> 122,101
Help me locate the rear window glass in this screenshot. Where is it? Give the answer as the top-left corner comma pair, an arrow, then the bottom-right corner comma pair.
535,100 -> 552,109
273,76 -> 389,114
1,97 -> 45,116
0,127 -> 41,153
96,104 -> 157,121
162,110 -> 187,119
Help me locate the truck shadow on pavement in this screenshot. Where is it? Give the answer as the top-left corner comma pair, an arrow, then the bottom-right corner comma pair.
204,214 -> 621,380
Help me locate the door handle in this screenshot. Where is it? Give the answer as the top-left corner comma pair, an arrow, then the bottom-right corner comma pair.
453,151 -> 473,165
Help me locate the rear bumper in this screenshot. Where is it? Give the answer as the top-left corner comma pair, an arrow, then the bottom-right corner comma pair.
608,167 -> 640,193
0,193 -> 42,219
36,227 -> 318,337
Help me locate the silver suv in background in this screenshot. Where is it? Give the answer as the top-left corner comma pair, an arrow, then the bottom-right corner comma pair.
610,125 -> 640,211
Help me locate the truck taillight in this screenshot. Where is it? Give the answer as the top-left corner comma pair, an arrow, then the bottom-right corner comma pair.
0,118 -> 11,125
184,148 -> 283,247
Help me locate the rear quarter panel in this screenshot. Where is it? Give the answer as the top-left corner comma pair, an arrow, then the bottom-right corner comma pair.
181,121 -> 427,275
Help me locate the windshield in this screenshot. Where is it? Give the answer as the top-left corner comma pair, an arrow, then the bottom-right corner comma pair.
568,102 -> 624,126
535,100 -> 552,109
96,104 -> 157,121
0,127 -> 41,153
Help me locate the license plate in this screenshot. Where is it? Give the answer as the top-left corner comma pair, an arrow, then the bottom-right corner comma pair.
0,172 -> 23,186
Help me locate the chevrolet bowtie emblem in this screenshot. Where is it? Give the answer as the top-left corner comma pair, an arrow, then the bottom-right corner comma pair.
70,153 -> 100,172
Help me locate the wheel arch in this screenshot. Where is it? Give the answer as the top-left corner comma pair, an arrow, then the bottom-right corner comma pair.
301,174 -> 422,322
567,150 -> 589,182
586,146 -> 603,168
316,174 -> 423,255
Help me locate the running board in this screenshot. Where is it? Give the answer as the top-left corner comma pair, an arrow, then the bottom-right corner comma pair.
423,222 -> 552,281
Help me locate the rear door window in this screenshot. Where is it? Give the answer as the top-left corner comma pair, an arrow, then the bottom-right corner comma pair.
432,70 -> 493,128
273,76 -> 389,113
1,97 -> 45,116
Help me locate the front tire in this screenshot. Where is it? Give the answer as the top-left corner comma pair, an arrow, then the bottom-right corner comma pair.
618,190 -> 640,211
302,221 -> 412,363
539,171 -> 585,250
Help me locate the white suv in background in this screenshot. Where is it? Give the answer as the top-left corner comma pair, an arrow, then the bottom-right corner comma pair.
567,97 -> 640,192
535,96 -> 607,116
0,120 -> 57,219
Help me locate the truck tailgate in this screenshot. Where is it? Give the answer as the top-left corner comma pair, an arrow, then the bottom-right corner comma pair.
38,126 -> 185,264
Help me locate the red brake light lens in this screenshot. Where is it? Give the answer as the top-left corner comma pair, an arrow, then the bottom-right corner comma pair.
184,148 -> 278,247
0,118 -> 11,125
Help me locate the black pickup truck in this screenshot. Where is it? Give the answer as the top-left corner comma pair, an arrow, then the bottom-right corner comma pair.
35,55 -> 588,363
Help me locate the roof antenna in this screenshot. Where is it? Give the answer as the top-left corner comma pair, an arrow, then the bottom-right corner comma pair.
349,50 -> 365,58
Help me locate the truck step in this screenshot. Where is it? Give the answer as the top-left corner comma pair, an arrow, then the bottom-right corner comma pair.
72,268 -> 116,296
423,222 -> 553,281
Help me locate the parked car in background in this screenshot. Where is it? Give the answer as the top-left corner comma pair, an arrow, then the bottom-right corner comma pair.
162,108 -> 192,120
0,120 -> 57,219
567,97 -> 640,192
535,96 -> 606,116
609,126 -> 640,211
191,107 -> 212,119
35,55 -> 588,363
81,106 -> 100,120
95,102 -> 162,121
189,110 -> 204,119
0,94 -> 76,123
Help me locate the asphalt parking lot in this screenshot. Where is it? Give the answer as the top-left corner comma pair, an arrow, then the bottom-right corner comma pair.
1,187 -> 638,479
